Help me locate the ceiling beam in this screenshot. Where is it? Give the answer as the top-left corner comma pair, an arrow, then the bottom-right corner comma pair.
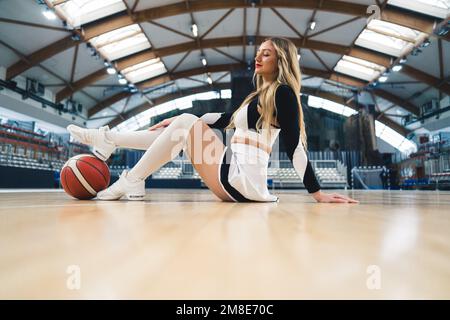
8,0 -> 442,81
56,68 -> 109,102
6,36 -> 80,80
253,7 -> 262,58
0,17 -> 70,32
380,6 -> 436,34
114,36 -> 382,68
401,65 -> 450,96
81,0 -> 440,39
82,12 -> 134,40
61,36 -> 444,112
136,63 -> 243,90
131,0 -> 367,22
118,37 -> 343,67
65,36 -> 355,98
302,67 -> 366,87
88,91 -> 131,117
88,63 -> 418,120
372,89 -> 420,116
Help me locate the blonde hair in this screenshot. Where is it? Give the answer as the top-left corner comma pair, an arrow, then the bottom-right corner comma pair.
225,37 -> 307,149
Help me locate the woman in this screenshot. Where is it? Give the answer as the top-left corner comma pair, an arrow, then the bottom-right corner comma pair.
68,37 -> 357,204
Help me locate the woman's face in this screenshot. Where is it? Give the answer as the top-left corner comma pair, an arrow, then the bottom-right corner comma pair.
254,40 -> 278,78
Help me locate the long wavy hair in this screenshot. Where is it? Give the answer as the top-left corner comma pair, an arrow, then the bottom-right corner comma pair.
225,37 -> 307,149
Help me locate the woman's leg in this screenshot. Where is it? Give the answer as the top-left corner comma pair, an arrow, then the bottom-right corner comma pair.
67,125 -> 167,161
105,128 -> 166,151
184,120 -> 233,202
97,113 -> 233,201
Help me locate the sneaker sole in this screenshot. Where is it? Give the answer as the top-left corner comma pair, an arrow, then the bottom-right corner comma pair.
126,194 -> 145,201
93,148 -> 110,162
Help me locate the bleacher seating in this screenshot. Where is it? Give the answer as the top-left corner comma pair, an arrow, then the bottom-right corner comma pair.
315,167 -> 348,184
145,158 -> 348,189
0,148 -> 66,171
153,167 -> 182,179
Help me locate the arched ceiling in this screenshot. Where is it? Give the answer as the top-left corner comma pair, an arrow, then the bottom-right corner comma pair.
0,0 -> 449,134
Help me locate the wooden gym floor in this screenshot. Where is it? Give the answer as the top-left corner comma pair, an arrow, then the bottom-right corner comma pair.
0,188 -> 449,299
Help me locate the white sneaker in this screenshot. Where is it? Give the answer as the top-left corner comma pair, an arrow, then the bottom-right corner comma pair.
96,170 -> 145,201
67,125 -> 116,161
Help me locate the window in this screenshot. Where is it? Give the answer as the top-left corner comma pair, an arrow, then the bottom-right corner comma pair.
307,95 -> 358,117
112,90 -> 225,131
375,121 -> 417,154
308,95 -> 417,154
220,89 -> 232,99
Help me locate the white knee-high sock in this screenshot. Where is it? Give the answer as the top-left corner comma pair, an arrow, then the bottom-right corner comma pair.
127,113 -> 200,181
105,128 -> 165,151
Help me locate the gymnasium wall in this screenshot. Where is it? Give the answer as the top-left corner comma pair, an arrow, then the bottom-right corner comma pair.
0,166 -> 56,188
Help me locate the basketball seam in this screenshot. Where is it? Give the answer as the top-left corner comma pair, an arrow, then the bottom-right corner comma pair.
77,158 -> 108,185
67,165 -> 94,198
76,164 -> 100,195
68,160 -> 97,196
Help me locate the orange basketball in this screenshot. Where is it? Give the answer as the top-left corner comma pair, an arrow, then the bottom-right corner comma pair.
60,154 -> 110,200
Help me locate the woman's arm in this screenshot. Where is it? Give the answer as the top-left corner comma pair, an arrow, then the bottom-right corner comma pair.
275,84 -> 358,204
276,85 -> 321,193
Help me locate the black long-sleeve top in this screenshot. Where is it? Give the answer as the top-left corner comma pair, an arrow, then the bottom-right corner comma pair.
200,84 -> 321,193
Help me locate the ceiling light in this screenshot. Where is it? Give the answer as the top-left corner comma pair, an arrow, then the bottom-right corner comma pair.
308,21 -> 316,31
71,32 -> 80,41
201,57 -> 207,66
420,39 -> 431,47
118,78 -> 127,85
436,23 -> 449,36
392,65 -> 403,72
107,67 -> 116,75
191,23 -> 198,37
411,48 -> 422,56
207,74 -> 213,85
379,75 -> 389,82
43,8 -> 57,20
399,57 -> 407,64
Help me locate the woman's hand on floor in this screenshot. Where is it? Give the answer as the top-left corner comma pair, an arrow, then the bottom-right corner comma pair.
148,115 -> 178,131
311,190 -> 359,203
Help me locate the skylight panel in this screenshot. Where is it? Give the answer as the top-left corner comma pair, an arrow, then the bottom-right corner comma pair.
51,0 -> 126,28
355,20 -> 427,57
334,55 -> 386,81
388,0 -> 450,19
121,58 -> 167,83
89,25 -> 151,61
